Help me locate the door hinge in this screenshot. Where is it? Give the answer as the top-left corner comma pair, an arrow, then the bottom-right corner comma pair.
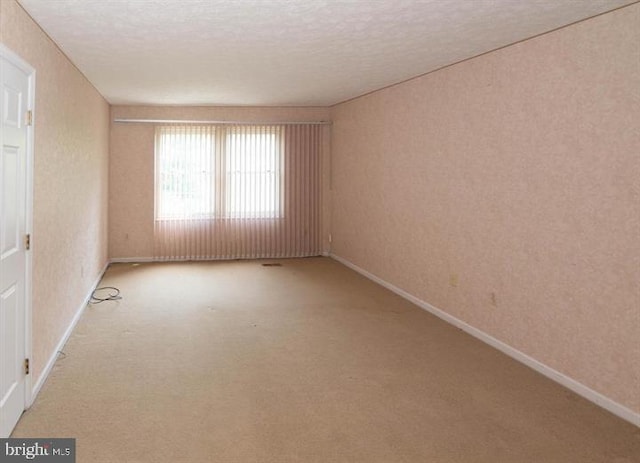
25,234 -> 31,251
24,358 -> 30,375
25,110 -> 33,126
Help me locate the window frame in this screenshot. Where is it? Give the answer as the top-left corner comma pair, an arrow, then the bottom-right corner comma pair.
154,125 -> 284,221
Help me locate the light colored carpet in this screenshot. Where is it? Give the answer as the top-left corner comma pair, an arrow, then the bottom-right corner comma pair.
12,257 -> 640,462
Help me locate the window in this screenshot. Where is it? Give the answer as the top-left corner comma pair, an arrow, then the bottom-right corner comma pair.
226,129 -> 281,218
155,125 -> 283,220
156,126 -> 216,219
154,123 -> 322,260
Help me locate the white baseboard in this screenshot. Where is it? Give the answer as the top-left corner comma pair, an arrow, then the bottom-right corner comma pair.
330,253 -> 639,427
110,255 -> 325,264
109,257 -> 155,263
30,261 -> 110,404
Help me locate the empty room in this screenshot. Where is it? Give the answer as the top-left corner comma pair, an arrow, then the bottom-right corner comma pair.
1,0 -> 638,461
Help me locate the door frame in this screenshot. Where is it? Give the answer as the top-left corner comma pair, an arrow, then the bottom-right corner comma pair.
0,42 -> 35,410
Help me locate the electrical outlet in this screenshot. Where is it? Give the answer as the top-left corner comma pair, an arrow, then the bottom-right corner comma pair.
449,273 -> 458,287
490,292 -> 498,307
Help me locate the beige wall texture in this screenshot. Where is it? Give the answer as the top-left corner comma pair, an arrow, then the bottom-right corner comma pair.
109,106 -> 331,260
0,0 -> 110,383
330,4 -> 640,414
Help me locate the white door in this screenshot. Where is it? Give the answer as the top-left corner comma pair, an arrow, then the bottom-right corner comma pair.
0,45 -> 33,438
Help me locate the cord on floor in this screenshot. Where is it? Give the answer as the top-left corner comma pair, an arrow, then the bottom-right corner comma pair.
90,286 -> 122,304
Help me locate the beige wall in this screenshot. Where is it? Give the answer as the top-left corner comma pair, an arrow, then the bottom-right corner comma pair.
0,1 -> 110,383
109,106 -> 331,259
330,4 -> 640,414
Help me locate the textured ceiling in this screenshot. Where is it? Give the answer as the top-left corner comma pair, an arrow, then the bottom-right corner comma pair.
18,0 -> 635,106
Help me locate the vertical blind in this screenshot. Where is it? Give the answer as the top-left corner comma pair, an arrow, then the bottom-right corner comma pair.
154,124 -> 322,260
